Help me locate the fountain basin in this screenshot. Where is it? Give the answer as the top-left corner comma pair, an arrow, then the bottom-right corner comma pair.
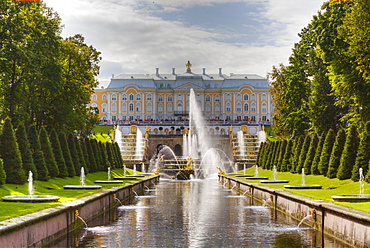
114,177 -> 136,180
284,185 -> 322,189
260,180 -> 289,184
2,195 -> 60,203
128,175 -> 146,178
63,185 -> 102,189
94,180 -> 123,184
235,175 -> 254,178
245,177 -> 269,180
332,194 -> 370,202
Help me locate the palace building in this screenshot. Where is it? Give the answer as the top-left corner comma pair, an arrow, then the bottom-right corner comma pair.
89,61 -> 273,124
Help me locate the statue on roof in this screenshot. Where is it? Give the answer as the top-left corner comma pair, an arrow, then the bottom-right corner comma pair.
186,61 -> 192,72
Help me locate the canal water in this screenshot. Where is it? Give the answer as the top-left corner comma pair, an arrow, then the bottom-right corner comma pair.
58,177 -> 349,247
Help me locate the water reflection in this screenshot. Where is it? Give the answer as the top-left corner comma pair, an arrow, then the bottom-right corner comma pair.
63,178 -> 350,248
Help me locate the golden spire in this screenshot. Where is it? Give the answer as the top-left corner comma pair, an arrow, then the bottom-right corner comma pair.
186,60 -> 192,72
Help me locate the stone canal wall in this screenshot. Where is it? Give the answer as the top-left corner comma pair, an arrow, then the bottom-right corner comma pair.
220,175 -> 370,248
0,176 -> 160,248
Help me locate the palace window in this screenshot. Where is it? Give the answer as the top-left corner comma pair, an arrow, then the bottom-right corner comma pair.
158,103 -> 163,112
236,94 -> 241,101
168,103 -> 173,112
147,103 -> 152,112
122,94 -> 127,101
177,103 -> 183,111
129,103 -> 134,112
112,103 -> 116,112
136,103 -> 141,112
102,94 -> 107,101
226,103 -> 231,112
215,95 -> 220,102
129,94 -> 134,101
91,94 -> 97,101
168,95 -> 173,101
205,95 -> 210,102
122,103 -> 127,112
158,95 -> 163,101
244,103 -> 249,112
244,94 -> 249,101
215,103 -> 220,112
236,103 -> 242,112
251,94 -> 256,101
136,94 -> 141,101
262,94 -> 267,101
112,94 -> 117,101
251,103 -> 256,112
262,103 -> 267,112
102,103 -> 107,113
226,94 -> 231,101
206,103 -> 211,112
91,103 -> 97,108
147,94 -> 152,101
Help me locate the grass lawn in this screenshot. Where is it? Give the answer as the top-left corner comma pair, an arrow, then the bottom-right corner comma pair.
0,168 -> 149,222
231,166 -> 370,214
90,125 -> 114,142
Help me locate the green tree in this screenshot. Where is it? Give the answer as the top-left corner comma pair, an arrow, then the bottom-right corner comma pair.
291,136 -> 304,173
16,123 -> 37,178
276,140 -> 287,171
67,133 -> 81,176
75,137 -> 86,174
86,139 -> 97,172
337,125 -> 359,180
318,129 -> 335,176
28,125 -> 49,181
99,141 -> 110,171
327,129 -> 346,178
296,135 -> 311,174
0,159 -> 6,185
40,127 -> 59,178
353,122 -> 370,181
281,139 -> 293,172
58,132 -> 75,177
311,132 -> 325,175
0,119 -> 26,184
49,128 -> 68,177
303,134 -> 318,175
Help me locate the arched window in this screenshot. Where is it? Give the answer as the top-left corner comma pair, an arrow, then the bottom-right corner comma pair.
244,94 -> 249,101
236,103 -> 242,112
111,94 -> 117,101
178,94 -> 183,101
177,103 -> 183,111
262,103 -> 267,112
206,103 -> 211,112
102,103 -> 107,113
244,103 -> 249,112
236,94 -> 241,101
251,94 -> 256,101
251,103 -> 256,112
205,95 -> 211,102
129,103 -> 134,112
147,103 -> 152,112
262,94 -> 267,101
112,102 -> 116,112
91,103 -> 97,108
168,103 -> 173,112
158,103 -> 163,112
122,103 -> 127,112
226,94 -> 231,101
92,94 -> 97,101
158,95 -> 163,101
147,94 -> 152,101
226,103 -> 231,112
136,103 -> 141,112
122,94 -> 127,101
136,94 -> 141,100
215,95 -> 220,102
102,94 -> 107,101
168,95 -> 173,101
129,94 -> 134,101
215,103 -> 220,112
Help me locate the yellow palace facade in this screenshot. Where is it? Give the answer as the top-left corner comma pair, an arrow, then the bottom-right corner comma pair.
89,62 -> 273,124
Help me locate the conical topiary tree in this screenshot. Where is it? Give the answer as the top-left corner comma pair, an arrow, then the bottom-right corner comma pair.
297,135 -> 311,174
75,137 -> 87,174
318,129 -> 335,176
40,127 -> 59,178
327,129 -> 346,178
59,132 -> 76,177
0,119 -> 26,184
256,142 -> 265,166
303,134 -> 318,175
91,139 -> 102,171
86,139 -> 97,172
272,141 -> 281,169
49,128 -> 68,177
0,159 -> 6,185
291,136 -> 304,173
114,142 -> 123,168
281,139 -> 293,172
276,140 -> 287,171
28,125 -> 49,181
337,125 -> 359,180
106,142 -> 115,169
311,132 -> 325,175
67,133 -> 81,176
16,123 -> 37,179
99,141 -> 110,171
353,122 -> 370,181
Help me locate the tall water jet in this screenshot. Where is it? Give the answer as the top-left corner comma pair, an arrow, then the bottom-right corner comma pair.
28,171 -> 34,197
135,128 -> 144,160
332,168 -> 370,202
182,134 -> 188,158
257,130 -> 267,144
95,167 -> 124,184
115,125 -> 123,153
284,168 -> 322,189
260,165 -> 289,183
64,167 -> 102,189
237,130 -> 245,159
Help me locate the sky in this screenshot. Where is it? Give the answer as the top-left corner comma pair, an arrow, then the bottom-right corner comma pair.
43,0 -> 327,86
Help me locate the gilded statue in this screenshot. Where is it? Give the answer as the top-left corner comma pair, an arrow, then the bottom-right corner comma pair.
186,61 -> 192,72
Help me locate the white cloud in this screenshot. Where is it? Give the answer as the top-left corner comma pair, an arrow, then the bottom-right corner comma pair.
43,0 -> 325,82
